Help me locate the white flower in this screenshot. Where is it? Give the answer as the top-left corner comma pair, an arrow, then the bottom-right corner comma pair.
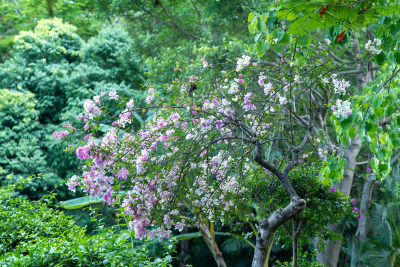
332,77 -> 350,95
331,99 -> 352,118
279,96 -> 287,105
228,81 -> 239,94
236,55 -> 251,72
365,38 -> 382,55
126,99 -> 134,108
109,90 -> 119,100
264,82 -> 273,95
324,38 -> 331,45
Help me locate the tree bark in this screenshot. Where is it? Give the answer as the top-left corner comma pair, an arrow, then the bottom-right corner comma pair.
200,227 -> 227,267
315,136 -> 362,267
46,0 -> 54,18
252,197 -> 306,267
292,219 -> 303,267
293,226 -> 299,267
178,227 -> 190,267
351,175 -> 379,267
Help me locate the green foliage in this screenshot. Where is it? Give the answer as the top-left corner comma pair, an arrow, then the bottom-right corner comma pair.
0,183 -> 174,266
251,165 -> 352,243
0,19 -> 145,198
81,25 -> 144,85
274,0 -> 400,35
320,155 -> 348,185
332,69 -> 400,180
0,89 -> 63,198
275,250 -> 325,267
0,18 -> 82,122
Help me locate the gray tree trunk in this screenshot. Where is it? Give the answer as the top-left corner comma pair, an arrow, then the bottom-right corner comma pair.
200,227 -> 227,267
350,175 -> 378,267
252,197 -> 306,267
315,32 -> 377,266
315,136 -> 362,267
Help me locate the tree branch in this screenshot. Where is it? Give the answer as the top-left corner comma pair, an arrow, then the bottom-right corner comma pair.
254,141 -> 298,198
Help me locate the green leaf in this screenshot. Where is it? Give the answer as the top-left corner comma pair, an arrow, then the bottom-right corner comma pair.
248,24 -> 255,35
59,196 -> 103,209
376,53 -> 386,66
133,111 -> 144,126
380,133 -> 388,144
262,41 -> 270,51
371,157 -> 380,171
379,163 -> 389,172
370,138 -> 378,153
297,35 -> 311,47
340,117 -> 353,131
375,107 -> 385,118
249,43 -> 256,53
273,29 -> 285,41
385,105 -> 393,117
175,232 -> 202,240
349,127 -> 357,139
259,19 -> 266,32
248,12 -> 254,23
340,135 -> 350,147
395,52 -> 400,64
256,41 -> 265,53
255,33 -> 262,42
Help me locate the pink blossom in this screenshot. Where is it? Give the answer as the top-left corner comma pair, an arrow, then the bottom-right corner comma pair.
109,90 -> 119,100
118,168 -> 129,180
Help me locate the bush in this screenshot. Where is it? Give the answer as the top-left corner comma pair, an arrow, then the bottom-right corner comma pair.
0,182 -> 174,266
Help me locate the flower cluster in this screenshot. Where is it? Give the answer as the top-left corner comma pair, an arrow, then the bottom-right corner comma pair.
84,99 -> 101,119
146,88 -> 155,104
351,198 -> 362,219
365,38 -> 382,55
331,74 -> 350,95
331,99 -> 352,118
201,58 -> 209,68
236,54 -> 251,72
52,130 -> 69,141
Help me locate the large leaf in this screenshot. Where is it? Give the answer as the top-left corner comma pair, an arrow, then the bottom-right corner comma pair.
59,196 -> 103,209
174,232 -> 202,240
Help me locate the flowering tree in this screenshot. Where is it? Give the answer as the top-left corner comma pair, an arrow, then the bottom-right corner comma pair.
53,30 -> 393,266
247,2 -> 400,265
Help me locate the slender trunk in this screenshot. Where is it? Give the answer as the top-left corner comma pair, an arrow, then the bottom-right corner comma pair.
178,227 -> 190,267
315,34 -> 376,266
200,227 -> 227,267
46,0 -> 54,18
292,230 -> 299,267
252,197 -> 306,267
315,136 -> 362,267
351,175 -> 379,267
292,219 -> 303,267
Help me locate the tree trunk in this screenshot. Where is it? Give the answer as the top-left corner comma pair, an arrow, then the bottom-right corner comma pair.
252,197 -> 306,267
293,228 -> 299,267
292,219 -> 303,267
200,227 -> 227,267
46,0 -> 54,17
315,136 -> 362,267
351,175 -> 379,267
178,227 -> 190,267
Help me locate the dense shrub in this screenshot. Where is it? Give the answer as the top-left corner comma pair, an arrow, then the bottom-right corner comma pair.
0,19 -> 145,199
0,182 -> 174,266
